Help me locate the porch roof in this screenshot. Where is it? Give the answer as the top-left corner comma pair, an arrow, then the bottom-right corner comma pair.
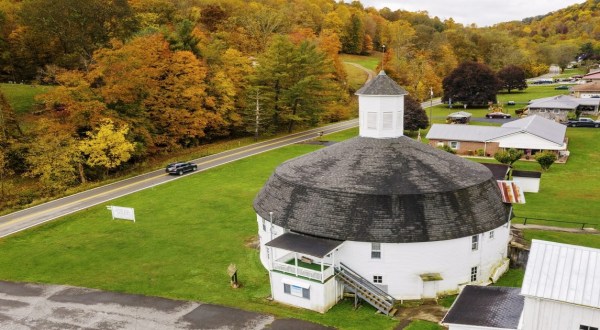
266,233 -> 343,258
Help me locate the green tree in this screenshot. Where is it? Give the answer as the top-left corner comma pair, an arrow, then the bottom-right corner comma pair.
535,151 -> 557,171
341,14 -> 364,54
254,36 -> 341,133
494,148 -> 524,167
497,65 -> 527,94
442,61 -> 501,107
403,94 -> 429,131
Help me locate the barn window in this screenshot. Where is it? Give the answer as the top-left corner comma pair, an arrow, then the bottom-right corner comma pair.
284,283 -> 310,299
373,275 -> 383,284
383,112 -> 393,130
367,112 -> 377,129
471,235 -> 479,251
371,243 -> 381,259
449,141 -> 460,149
470,266 -> 478,282
396,111 -> 403,128
489,230 -> 494,239
580,326 -> 598,330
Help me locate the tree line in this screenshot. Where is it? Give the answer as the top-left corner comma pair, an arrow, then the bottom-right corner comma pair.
0,0 -> 599,210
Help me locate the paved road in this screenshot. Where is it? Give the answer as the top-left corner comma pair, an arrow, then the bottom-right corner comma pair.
0,120 -> 357,238
0,281 -> 332,330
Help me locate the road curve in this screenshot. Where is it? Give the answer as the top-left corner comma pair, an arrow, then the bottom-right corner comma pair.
0,120 -> 357,238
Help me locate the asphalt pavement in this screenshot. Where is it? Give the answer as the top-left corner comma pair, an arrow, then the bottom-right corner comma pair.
0,281 -> 333,330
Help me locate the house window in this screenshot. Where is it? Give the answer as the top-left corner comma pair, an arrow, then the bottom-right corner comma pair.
449,141 -> 460,149
580,326 -> 599,330
371,242 -> 381,259
553,109 -> 560,114
383,112 -> 393,130
470,266 -> 478,282
472,235 -> 479,251
489,230 -> 494,239
284,284 -> 310,299
262,219 -> 266,231
373,275 -> 383,284
367,112 -> 377,129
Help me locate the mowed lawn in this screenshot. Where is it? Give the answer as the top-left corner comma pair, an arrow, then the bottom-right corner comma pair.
0,142 -> 397,330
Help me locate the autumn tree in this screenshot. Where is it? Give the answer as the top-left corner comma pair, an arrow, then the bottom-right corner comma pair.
0,90 -> 22,139
497,65 -> 527,93
341,14 -> 364,54
403,95 -> 429,131
442,61 -> 501,107
79,119 -> 134,175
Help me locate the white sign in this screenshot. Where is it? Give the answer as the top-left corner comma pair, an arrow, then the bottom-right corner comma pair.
108,206 -> 135,222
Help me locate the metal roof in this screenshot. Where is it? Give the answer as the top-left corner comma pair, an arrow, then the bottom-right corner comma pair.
572,81 -> 600,92
442,285 -> 524,329
265,232 -> 343,258
447,111 -> 472,118
501,115 -> 566,146
583,71 -> 600,80
528,94 -> 600,109
480,163 -> 510,181
426,124 -> 518,142
355,71 -> 408,96
497,180 -> 526,204
521,240 -> 600,309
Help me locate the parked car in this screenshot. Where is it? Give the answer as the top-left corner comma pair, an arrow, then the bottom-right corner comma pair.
166,162 -> 198,175
485,112 -> 511,119
507,101 -> 516,105
564,118 -> 600,128
554,85 -> 569,90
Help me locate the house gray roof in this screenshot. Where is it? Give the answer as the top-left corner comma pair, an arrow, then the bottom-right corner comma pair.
501,115 -> 566,145
254,136 -> 510,243
521,240 -> 600,309
442,285 -> 524,329
355,71 -> 408,96
426,115 -> 566,146
426,124 -> 517,142
528,94 -> 600,109
572,81 -> 600,92
447,111 -> 472,118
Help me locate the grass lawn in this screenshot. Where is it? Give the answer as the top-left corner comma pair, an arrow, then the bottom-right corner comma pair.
344,62 -> 371,91
0,135 -> 397,330
0,83 -> 53,115
341,53 -> 381,71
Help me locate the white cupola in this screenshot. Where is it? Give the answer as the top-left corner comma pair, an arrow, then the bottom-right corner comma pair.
355,71 -> 408,139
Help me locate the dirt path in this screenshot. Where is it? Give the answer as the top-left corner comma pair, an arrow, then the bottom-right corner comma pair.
393,301 -> 448,330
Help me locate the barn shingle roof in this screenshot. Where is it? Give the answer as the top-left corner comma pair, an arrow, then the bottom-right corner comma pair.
253,136 -> 510,243
355,71 -> 408,96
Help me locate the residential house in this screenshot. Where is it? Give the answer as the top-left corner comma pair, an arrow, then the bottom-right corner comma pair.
572,81 -> 600,98
426,115 -> 567,158
527,95 -> 600,122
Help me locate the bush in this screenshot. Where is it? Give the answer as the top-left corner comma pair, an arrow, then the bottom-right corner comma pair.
438,145 -> 456,154
535,151 -> 557,171
476,149 -> 485,156
494,148 -> 524,166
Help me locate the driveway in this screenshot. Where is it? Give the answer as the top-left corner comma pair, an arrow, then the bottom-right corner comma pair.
0,281 -> 333,330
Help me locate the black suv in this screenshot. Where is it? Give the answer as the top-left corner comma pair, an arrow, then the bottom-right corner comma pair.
166,162 -> 198,175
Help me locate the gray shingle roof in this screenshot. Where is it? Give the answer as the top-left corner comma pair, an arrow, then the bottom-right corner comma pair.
442,285 -> 524,329
254,136 -> 510,243
501,115 -> 566,145
355,71 -> 408,96
266,233 -> 343,258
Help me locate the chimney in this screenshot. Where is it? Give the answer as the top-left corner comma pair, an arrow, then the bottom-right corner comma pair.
355,71 -> 408,139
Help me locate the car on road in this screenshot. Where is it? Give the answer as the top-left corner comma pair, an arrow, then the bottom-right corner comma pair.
554,85 -> 569,90
166,162 -> 198,175
564,118 -> 600,128
485,112 -> 511,119
507,101 -> 516,105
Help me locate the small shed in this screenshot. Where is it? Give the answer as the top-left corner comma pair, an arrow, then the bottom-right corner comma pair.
511,170 -> 542,193
447,111 -> 472,124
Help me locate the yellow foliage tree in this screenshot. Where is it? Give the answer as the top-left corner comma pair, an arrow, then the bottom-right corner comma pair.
79,119 -> 134,173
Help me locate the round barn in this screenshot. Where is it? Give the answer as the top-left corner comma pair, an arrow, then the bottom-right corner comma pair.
253,72 -> 512,314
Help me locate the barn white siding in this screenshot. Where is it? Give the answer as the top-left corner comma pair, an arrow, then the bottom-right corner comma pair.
521,297 -> 600,330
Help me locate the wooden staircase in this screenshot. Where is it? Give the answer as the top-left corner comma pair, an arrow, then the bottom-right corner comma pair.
336,262 -> 396,316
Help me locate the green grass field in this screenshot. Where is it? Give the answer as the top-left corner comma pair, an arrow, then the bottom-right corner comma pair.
341,53 -> 381,71
404,320 -> 444,330
0,83 -> 53,115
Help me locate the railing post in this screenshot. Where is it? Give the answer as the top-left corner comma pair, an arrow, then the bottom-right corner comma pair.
581,223 -> 585,230
523,217 -> 527,225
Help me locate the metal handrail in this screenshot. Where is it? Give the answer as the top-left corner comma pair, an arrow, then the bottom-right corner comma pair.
338,262 -> 395,304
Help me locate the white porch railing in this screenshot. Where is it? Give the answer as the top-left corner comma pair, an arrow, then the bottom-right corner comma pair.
272,260 -> 335,282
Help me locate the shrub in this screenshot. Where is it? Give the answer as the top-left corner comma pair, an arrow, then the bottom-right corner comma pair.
535,151 -> 557,171
438,145 -> 456,154
476,149 -> 485,156
494,148 -> 524,166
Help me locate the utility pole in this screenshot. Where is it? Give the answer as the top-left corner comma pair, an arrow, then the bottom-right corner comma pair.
254,89 -> 260,142
429,86 -> 433,125
381,44 -> 386,69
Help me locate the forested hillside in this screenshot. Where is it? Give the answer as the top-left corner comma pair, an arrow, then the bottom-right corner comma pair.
0,0 -> 599,210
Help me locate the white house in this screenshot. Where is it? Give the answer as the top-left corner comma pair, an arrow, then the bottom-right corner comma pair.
426,115 -> 568,158
253,71 -> 513,314
520,240 -> 600,330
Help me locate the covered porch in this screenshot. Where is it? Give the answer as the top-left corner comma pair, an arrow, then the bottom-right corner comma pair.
266,233 -> 343,283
